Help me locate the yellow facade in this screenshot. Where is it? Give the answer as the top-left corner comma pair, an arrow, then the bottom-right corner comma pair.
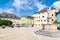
51,9 -> 56,23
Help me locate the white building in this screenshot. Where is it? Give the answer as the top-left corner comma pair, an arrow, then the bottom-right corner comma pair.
0,12 -> 21,27
33,7 -> 56,28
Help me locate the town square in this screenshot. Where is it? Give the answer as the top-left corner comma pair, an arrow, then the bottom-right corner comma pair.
0,0 -> 60,40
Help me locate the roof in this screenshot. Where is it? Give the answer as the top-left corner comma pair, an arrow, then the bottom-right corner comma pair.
34,7 -> 55,14
51,7 -> 55,10
0,12 -> 20,19
34,8 -> 47,14
21,14 -> 34,19
27,16 -> 34,19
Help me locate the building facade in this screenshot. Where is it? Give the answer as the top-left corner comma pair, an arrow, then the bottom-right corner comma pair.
0,12 -> 20,27
20,15 -> 34,27
33,7 -> 56,28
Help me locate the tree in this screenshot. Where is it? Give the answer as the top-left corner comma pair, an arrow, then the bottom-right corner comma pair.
0,19 -> 12,26
54,20 -> 60,24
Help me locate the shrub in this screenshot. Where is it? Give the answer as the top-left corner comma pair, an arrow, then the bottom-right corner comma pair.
0,19 -> 12,26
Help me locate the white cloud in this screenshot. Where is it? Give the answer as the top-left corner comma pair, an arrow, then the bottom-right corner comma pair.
12,0 -> 33,10
34,0 -> 47,11
53,1 -> 60,9
35,3 -> 47,11
0,8 -> 14,14
0,9 -> 3,13
12,0 -> 47,11
12,0 -> 21,10
4,8 -> 14,13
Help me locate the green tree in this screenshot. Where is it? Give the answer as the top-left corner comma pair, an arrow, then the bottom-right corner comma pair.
0,19 -> 12,26
54,20 -> 60,24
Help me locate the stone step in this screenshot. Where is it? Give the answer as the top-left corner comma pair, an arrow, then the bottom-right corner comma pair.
34,30 -> 60,37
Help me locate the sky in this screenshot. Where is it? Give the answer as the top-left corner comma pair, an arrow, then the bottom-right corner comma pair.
0,0 -> 60,21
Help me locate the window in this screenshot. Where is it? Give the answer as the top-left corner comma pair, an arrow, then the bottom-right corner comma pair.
38,24 -> 40,26
37,20 -> 38,22
6,15 -> 8,16
17,24 -> 18,25
15,16 -> 16,18
47,20 -> 49,22
39,16 -> 40,18
11,16 -> 13,17
36,24 -> 37,26
52,19 -> 54,21
41,20 -> 42,21
37,17 -> 38,18
42,16 -> 44,18
34,16 -> 36,18
39,20 -> 40,22
13,24 -> 15,26
52,14 -> 53,16
44,20 -> 46,21
17,24 -> 20,26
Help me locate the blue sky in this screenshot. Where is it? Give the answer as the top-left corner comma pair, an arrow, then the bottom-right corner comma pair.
0,0 -> 60,21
